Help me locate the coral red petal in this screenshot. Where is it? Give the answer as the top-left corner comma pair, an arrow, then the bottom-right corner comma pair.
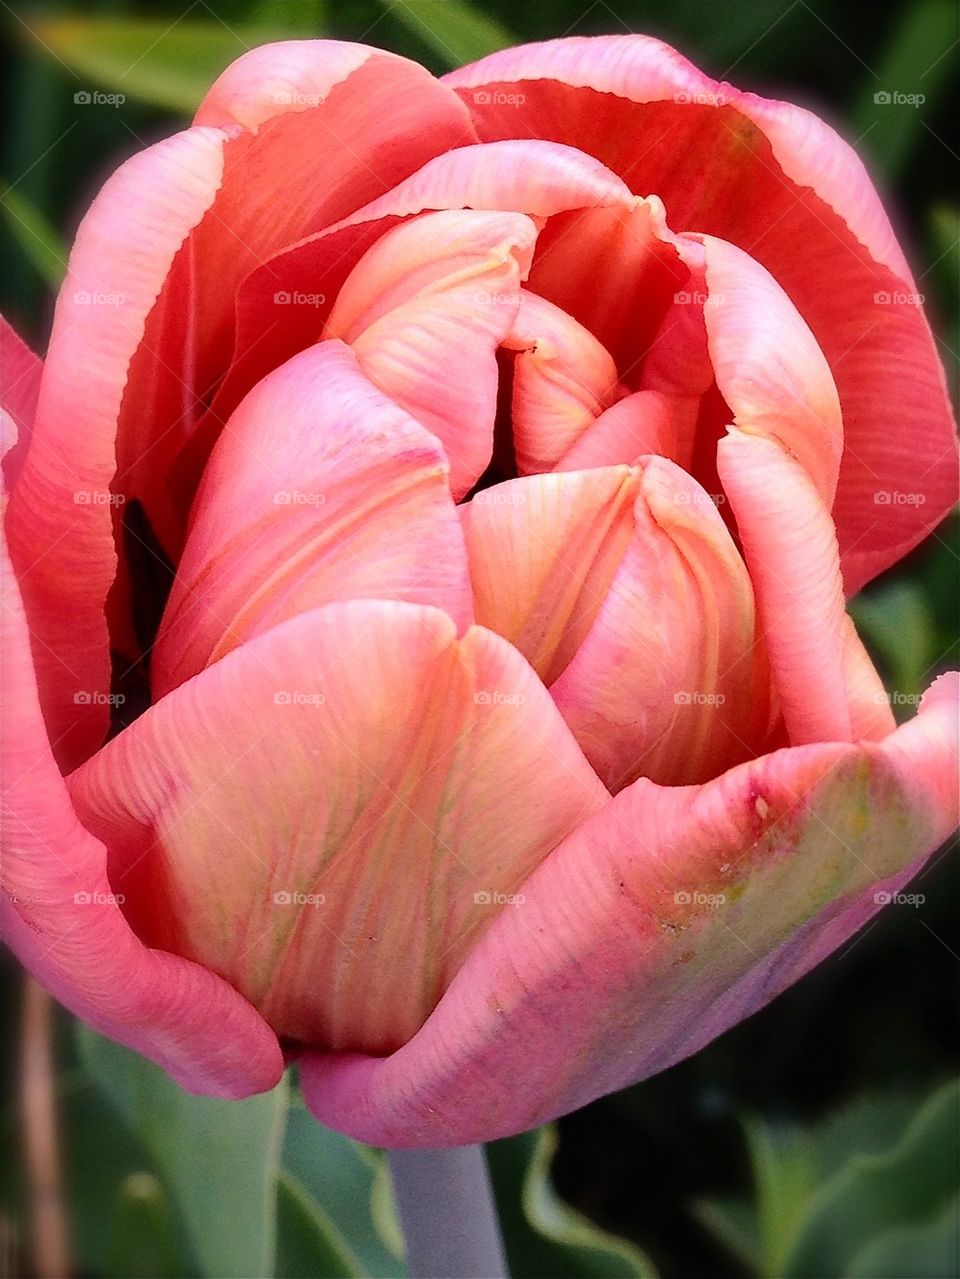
1,315 -> 42,487
447,35 -> 958,591
525,198 -> 685,374
300,672 -> 959,1146
152,341 -> 472,698
70,601 -> 608,1054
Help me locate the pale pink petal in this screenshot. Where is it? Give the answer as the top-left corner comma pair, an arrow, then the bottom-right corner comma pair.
503,291 -> 622,473
4,127 -> 228,768
551,456 -> 769,788
1,503 -> 282,1096
70,601 -> 608,1055
460,467 -> 641,684
325,210 -> 537,496
1,315 -> 42,487
152,341 -> 472,698
555,389 -> 698,472
329,137 -> 633,226
446,36 -> 958,591
718,430 -> 851,745
300,672 -> 959,1145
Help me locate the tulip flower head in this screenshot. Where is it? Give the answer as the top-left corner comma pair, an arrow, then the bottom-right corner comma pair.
2,35 -> 957,1148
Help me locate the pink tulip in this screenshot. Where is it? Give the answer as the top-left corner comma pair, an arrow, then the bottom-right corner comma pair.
2,36 -> 957,1148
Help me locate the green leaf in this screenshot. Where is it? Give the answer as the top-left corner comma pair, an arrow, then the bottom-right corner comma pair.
853,0 -> 956,180
369,1153 -> 406,1263
0,183 -> 67,287
742,1119 -> 818,1279
282,1103 -> 404,1277
275,1170 -> 364,1279
29,17 -> 321,114
0,1069 -> 175,1279
929,205 -> 960,282
848,581 -> 936,702
382,0 -> 514,69
78,1025 -> 289,1279
694,1196 -> 761,1273
698,1092 -> 936,1278
784,1080 -> 960,1278
246,0 -> 326,32
845,1191 -> 960,1279
488,1126 -> 658,1278
106,1172 -> 181,1279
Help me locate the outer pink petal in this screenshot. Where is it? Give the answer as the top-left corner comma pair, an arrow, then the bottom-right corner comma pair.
325,209 -> 537,496
551,456 -> 769,789
300,672 -> 959,1146
1,315 -> 42,487
446,35 -> 958,592
4,128 -> 229,768
1,505 -> 282,1096
152,341 -> 472,698
70,601 -> 608,1054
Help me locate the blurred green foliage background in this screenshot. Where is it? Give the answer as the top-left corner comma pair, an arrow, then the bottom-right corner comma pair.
1,1 -> 958,1276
